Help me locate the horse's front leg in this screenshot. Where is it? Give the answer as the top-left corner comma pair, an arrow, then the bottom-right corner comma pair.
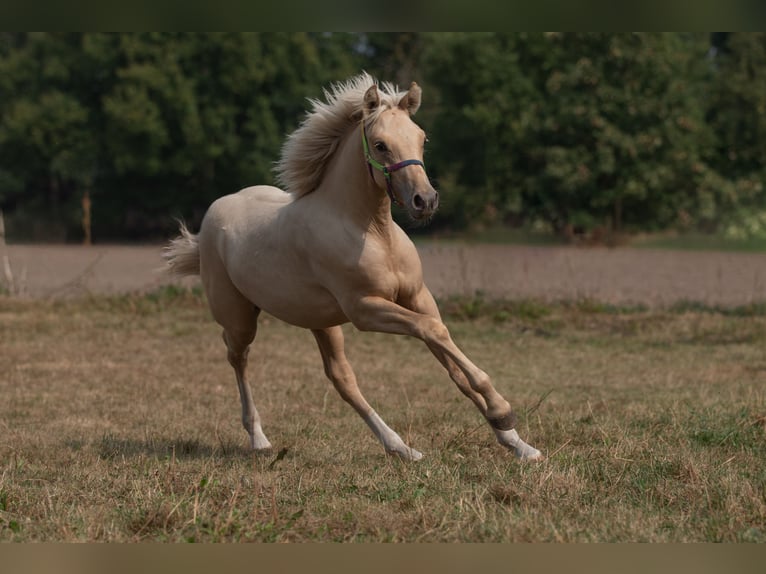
410,288 -> 543,460
345,291 -> 543,461
312,326 -> 422,461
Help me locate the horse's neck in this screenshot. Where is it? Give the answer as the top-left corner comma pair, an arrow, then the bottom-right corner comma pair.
316,128 -> 394,236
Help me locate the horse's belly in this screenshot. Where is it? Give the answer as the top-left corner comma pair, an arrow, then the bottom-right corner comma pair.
232,268 -> 348,330
258,294 -> 348,329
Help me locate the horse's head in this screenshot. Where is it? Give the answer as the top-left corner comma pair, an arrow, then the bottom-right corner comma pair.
361,82 -> 439,222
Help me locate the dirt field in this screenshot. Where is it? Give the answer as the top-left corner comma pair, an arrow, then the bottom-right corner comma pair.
3,242 -> 766,306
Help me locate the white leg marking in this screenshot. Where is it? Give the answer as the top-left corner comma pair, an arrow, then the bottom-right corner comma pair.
494,428 -> 544,461
249,423 -> 272,451
363,410 -> 423,461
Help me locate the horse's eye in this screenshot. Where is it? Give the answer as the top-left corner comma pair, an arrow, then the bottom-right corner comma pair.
374,142 -> 388,153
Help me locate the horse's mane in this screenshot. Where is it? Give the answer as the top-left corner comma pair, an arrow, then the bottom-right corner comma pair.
275,72 -> 409,198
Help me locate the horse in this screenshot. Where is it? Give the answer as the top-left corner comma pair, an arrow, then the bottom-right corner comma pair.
164,73 -> 542,462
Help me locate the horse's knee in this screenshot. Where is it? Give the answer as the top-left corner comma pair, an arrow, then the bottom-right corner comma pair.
423,318 -> 450,345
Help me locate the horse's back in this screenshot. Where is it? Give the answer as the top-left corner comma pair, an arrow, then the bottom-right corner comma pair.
203,186 -> 291,230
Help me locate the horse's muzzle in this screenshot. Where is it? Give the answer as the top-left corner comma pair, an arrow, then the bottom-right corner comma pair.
410,189 -> 439,219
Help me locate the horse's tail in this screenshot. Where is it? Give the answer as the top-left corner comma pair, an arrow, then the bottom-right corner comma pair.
163,221 -> 201,276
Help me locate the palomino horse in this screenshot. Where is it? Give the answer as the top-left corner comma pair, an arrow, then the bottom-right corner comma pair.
164,73 -> 542,461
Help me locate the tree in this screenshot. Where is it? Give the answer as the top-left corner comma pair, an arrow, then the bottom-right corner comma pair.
704,33 -> 766,238
0,33 -> 98,239
0,33 -> 358,240
2,33 -> 764,241
423,33 -> 728,236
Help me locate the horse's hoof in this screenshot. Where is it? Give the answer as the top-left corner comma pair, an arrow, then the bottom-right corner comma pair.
388,447 -> 423,461
516,447 -> 544,462
407,448 -> 424,461
250,439 -> 274,454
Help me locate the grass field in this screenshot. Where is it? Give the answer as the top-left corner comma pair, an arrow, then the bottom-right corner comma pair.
1,288 -> 765,542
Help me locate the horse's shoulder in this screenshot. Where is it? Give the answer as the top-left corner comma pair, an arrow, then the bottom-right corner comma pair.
392,227 -> 422,268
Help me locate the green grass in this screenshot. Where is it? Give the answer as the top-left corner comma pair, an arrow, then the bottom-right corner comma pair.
1,290 -> 765,541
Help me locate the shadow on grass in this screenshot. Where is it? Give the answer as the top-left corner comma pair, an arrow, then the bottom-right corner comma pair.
84,434 -> 263,461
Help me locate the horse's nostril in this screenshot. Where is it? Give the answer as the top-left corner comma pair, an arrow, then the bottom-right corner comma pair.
412,194 -> 426,211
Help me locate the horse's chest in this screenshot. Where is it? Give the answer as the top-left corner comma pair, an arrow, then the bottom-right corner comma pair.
355,256 -> 419,303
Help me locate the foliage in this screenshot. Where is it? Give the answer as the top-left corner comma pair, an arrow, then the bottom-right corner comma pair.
705,33 -> 766,239
0,32 -> 358,240
1,33 -> 766,241
422,33 -> 739,235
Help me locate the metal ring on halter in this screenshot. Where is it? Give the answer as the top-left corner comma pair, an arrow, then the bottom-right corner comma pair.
361,122 -> 425,207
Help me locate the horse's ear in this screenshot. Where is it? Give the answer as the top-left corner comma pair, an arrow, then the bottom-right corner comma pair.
398,82 -> 422,116
363,84 -> 380,117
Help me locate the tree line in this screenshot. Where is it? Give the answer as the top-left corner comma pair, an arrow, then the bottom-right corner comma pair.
1,32 -> 764,242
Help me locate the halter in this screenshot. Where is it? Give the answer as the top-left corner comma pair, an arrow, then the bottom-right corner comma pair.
361,122 -> 425,207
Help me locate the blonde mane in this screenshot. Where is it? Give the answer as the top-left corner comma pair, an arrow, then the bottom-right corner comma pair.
275,72 -> 409,198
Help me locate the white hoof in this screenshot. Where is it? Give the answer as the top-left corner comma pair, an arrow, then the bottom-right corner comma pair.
364,411 -> 422,461
387,446 -> 423,461
250,435 -> 273,452
514,444 -> 544,461
494,428 -> 544,462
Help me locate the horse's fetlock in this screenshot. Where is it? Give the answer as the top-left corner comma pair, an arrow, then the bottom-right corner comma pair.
487,408 -> 517,431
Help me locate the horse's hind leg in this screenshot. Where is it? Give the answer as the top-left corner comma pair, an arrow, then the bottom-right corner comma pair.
312,326 -> 422,461
202,266 -> 271,451
223,317 -> 272,452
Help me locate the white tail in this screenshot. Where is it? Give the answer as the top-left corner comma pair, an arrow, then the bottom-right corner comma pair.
163,222 -> 200,276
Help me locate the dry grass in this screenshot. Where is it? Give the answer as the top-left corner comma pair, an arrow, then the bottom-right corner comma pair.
1,288 -> 765,542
